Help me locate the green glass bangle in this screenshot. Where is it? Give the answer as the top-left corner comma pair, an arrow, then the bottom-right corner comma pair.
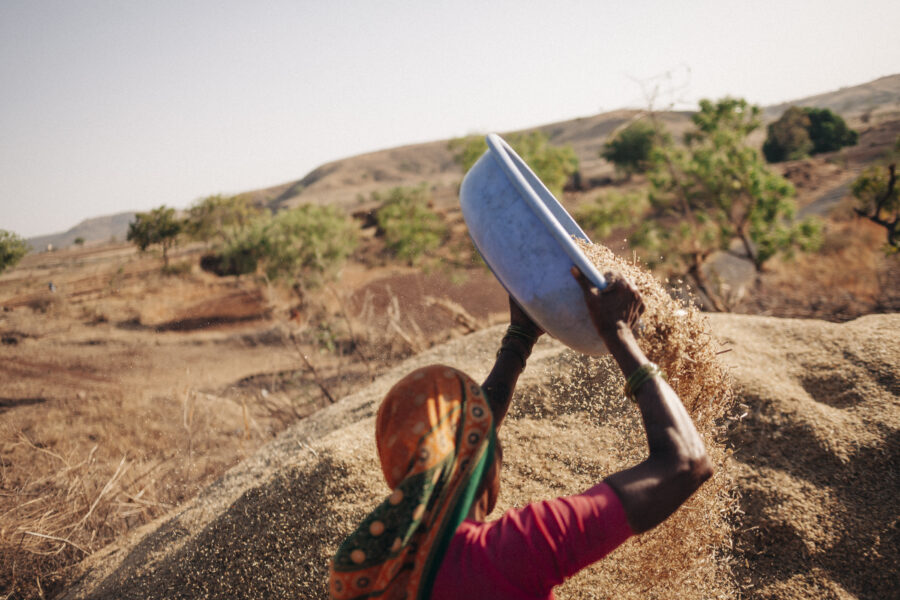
504,324 -> 538,345
624,362 -> 663,401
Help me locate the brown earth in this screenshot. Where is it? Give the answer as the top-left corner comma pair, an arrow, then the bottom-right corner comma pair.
0,241 -> 515,600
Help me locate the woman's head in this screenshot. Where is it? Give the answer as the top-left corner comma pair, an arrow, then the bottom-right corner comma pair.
329,365 -> 497,598
375,365 -> 495,492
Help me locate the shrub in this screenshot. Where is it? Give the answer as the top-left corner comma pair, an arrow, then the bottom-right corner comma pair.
0,229 -> 28,274
218,205 -> 357,287
852,136 -> 899,251
185,194 -> 262,244
806,107 -> 858,154
763,106 -> 857,163
374,186 -> 447,265
762,106 -> 813,163
601,120 -> 656,178
126,206 -> 182,268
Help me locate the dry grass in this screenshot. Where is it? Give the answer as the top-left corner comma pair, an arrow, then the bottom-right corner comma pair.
0,433 -> 171,598
734,216 -> 900,321
0,265 -> 452,600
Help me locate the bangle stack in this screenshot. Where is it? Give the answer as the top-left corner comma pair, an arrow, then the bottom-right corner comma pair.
624,362 -> 663,401
496,325 -> 539,369
503,325 -> 539,346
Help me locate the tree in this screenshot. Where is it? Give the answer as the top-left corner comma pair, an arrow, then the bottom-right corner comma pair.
185,194 -> 262,244
763,106 -> 857,163
221,204 -> 357,288
126,206 -> 183,268
806,107 -> 858,155
639,97 -> 821,309
73,237 -> 85,247
762,106 -> 812,163
601,120 -> 656,178
374,186 -> 447,265
852,136 -> 899,251
0,229 -> 28,274
449,131 -> 579,197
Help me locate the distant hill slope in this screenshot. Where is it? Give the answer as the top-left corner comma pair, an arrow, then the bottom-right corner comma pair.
30,73 -> 899,242
250,109 -> 696,214
26,211 -> 136,251
256,74 -> 898,213
763,73 -> 900,121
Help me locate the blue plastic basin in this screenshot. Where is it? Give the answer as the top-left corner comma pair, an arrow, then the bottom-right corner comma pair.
459,133 -> 609,355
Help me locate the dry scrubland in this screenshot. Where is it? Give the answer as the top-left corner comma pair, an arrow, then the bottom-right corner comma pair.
2,92 -> 900,599
0,241 -> 511,600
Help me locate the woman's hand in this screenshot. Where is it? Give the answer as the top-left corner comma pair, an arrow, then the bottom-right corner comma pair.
570,266 -> 644,340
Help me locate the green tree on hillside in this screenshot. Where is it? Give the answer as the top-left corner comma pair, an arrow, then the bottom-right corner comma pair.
126,206 -> 183,268
852,136 -> 899,251
185,194 -> 263,244
637,97 -> 821,309
601,120 -> 656,178
806,107 -> 858,154
220,204 -> 357,289
0,229 -> 29,274
763,106 -> 857,163
374,186 -> 447,265
762,106 -> 813,163
449,131 -> 579,197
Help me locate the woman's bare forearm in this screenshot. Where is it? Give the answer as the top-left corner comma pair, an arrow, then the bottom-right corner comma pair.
481,336 -> 534,430
602,326 -> 713,533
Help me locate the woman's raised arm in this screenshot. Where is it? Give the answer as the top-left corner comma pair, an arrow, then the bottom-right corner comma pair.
481,297 -> 543,430
571,267 -> 713,534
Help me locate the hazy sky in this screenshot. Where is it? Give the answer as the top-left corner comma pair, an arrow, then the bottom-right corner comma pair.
2,0 -> 898,237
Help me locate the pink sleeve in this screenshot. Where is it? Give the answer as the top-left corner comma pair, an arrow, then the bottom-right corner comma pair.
432,481 -> 633,599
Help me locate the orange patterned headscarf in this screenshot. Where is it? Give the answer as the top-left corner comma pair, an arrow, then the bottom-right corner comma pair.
329,365 -> 495,600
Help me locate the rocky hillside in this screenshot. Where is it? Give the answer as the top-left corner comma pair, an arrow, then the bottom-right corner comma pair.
250,74 -> 899,214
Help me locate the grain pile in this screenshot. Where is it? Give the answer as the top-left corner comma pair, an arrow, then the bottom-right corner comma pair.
713,313 -> 899,599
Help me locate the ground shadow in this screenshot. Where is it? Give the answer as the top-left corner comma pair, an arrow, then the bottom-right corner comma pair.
0,396 -> 47,413
81,453 -> 355,600
729,394 -> 899,599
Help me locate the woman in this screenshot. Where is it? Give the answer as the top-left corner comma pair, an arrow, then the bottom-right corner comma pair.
330,267 -> 713,599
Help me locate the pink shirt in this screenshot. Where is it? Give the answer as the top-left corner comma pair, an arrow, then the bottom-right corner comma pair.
431,482 -> 632,599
